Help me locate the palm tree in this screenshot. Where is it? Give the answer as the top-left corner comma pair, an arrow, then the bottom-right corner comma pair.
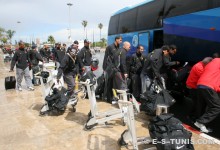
1,37 -> 8,45
6,30 -> 16,44
98,23 -> 103,41
100,38 -> 106,48
82,20 -> 88,39
47,35 -> 55,44
0,27 -> 5,43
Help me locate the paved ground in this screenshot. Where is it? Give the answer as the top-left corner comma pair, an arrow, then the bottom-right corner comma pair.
0,50 -> 220,150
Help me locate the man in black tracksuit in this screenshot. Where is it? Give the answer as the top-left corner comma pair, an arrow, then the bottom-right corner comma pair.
40,45 -> 51,62
102,36 -> 122,103
141,45 -> 179,91
113,41 -> 131,90
57,47 -> 79,98
10,41 -> 34,91
130,45 -> 145,101
77,39 -> 92,73
54,43 -> 66,69
28,45 -> 43,85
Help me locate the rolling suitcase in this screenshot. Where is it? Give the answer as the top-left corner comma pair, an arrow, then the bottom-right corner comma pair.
5,76 -> 16,90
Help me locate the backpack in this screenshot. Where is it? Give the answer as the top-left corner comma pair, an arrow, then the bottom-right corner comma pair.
148,114 -> 194,150
95,74 -> 105,95
140,88 -> 175,116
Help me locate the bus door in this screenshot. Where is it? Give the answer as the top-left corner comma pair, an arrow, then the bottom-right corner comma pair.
138,32 -> 150,55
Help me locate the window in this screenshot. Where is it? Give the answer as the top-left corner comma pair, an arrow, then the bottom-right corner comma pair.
136,0 -> 165,31
164,0 -> 209,18
108,15 -> 120,35
118,8 -> 137,33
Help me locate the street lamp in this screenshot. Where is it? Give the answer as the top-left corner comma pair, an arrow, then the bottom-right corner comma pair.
67,3 -> 73,43
17,21 -> 21,42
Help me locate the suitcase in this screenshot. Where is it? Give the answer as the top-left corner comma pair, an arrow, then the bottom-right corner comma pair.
5,76 -> 16,90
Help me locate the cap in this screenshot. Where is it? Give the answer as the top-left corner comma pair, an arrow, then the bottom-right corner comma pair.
73,40 -> 79,45
32,45 -> 37,49
84,39 -> 90,43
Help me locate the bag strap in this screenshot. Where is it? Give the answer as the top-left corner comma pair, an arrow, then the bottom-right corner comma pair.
67,53 -> 75,63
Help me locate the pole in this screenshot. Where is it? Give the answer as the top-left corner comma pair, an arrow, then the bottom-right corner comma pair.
67,3 -> 73,43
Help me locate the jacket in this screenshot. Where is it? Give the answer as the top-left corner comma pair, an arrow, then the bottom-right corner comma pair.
197,58 -> 220,92
78,46 -> 92,67
102,43 -> 119,71
57,54 -> 79,79
113,48 -> 128,74
28,50 -> 43,66
130,52 -> 145,75
11,48 -> 29,70
186,61 -> 204,89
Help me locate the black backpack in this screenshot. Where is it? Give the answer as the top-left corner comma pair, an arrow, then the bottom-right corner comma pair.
140,89 -> 175,116
148,114 -> 194,150
95,74 -> 105,96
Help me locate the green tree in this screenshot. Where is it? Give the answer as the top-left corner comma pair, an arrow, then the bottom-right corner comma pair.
0,27 -> 5,38
82,20 -> 88,39
47,35 -> 55,44
6,30 -> 16,44
98,23 -> 103,41
100,38 -> 107,47
1,37 -> 8,44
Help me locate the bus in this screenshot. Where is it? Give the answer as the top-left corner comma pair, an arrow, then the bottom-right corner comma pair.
108,0 -> 220,63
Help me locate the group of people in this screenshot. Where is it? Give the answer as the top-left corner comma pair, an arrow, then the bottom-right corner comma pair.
9,38 -> 220,134
102,36 -> 179,103
186,54 -> 220,133
9,40 -> 93,99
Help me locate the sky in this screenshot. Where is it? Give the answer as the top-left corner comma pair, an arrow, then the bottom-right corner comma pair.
0,0 -> 145,44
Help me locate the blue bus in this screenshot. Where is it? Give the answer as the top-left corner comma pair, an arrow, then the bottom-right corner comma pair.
108,0 -> 220,63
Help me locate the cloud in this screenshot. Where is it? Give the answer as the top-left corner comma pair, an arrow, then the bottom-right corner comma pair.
0,0 -> 145,44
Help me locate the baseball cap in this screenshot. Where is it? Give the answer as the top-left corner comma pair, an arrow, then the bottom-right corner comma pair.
74,40 -> 79,45
84,39 -> 90,43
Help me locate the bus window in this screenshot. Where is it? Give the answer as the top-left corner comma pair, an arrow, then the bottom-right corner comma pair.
108,15 -> 119,35
153,30 -> 163,50
136,0 -> 165,31
209,0 -> 220,8
118,8 -> 137,34
164,0 -> 209,18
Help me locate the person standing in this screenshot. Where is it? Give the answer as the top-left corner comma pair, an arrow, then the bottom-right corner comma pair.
57,46 -> 79,98
28,44 -> 44,85
130,45 -> 145,101
78,39 -> 92,73
113,41 -> 131,90
102,36 -> 122,103
194,58 -> 220,133
186,57 -> 213,120
54,43 -> 66,69
10,41 -> 34,91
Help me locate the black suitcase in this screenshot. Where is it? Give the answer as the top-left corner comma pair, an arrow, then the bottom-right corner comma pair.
5,76 -> 16,90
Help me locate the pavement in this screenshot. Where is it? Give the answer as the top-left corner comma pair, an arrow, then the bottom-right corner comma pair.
0,50 -> 220,150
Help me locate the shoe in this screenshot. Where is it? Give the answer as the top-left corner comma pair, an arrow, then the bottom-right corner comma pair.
18,88 -> 22,91
194,121 -> 212,133
28,87 -> 35,91
112,100 -> 118,105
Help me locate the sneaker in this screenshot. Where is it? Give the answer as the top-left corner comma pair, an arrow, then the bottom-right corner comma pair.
28,87 -> 35,91
18,88 -> 22,91
194,121 -> 212,133
112,100 -> 118,105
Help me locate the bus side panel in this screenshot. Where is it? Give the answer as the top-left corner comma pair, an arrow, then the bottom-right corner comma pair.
138,32 -> 150,55
163,7 -> 220,63
164,34 -> 220,62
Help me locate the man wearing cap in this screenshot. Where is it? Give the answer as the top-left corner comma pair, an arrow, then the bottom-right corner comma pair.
28,45 -> 44,85
10,41 -> 34,91
54,43 -> 65,69
57,45 -> 79,98
78,39 -> 92,73
67,40 -> 79,54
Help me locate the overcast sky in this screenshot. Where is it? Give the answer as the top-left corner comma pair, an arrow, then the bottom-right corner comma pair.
0,0 -> 145,44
